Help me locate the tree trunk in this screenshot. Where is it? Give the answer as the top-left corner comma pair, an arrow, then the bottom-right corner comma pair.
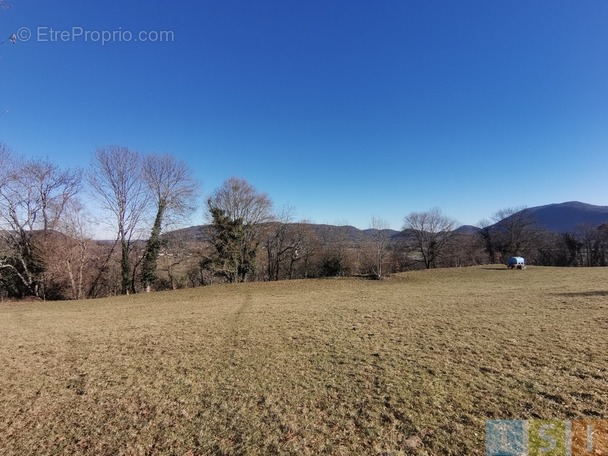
142,203 -> 166,292
121,239 -> 131,295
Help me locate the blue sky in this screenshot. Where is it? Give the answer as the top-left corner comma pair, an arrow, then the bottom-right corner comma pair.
1,0 -> 607,231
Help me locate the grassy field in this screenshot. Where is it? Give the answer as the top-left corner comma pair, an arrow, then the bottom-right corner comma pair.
1,266 -> 607,455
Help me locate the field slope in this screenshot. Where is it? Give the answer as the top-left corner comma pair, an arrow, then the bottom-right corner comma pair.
1,267 -> 607,455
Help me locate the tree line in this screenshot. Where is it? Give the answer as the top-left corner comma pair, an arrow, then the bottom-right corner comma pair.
0,145 -> 199,299
1,143 -> 607,300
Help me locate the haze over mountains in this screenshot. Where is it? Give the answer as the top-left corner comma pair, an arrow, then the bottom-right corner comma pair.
168,201 -> 608,242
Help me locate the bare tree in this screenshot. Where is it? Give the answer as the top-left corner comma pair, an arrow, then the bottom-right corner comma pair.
264,206 -> 293,281
358,217 -> 392,279
23,160 -> 82,231
576,223 -> 608,267
443,230 -> 487,267
285,222 -> 313,279
317,223 -> 355,277
0,152 -> 82,298
57,200 -> 92,299
0,143 -> 11,182
263,206 -> 309,281
266,220 -> 319,280
479,207 -> 543,263
403,208 -> 457,269
140,153 -> 199,292
89,146 -> 150,295
208,177 -> 272,226
0,144 -> 15,296
478,218 -> 497,263
369,217 -> 392,279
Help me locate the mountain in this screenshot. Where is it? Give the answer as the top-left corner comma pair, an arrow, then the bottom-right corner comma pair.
164,223 -> 409,246
307,224 -> 403,244
520,201 -> 608,233
454,225 -> 482,235
165,225 -> 213,243
164,201 -> 608,244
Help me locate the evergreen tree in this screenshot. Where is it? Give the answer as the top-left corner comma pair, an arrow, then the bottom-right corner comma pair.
201,206 -> 257,283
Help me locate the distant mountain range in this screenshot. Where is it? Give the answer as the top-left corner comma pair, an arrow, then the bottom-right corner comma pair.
517,201 -> 608,233
453,201 -> 608,234
166,223 -> 407,245
166,201 -> 608,243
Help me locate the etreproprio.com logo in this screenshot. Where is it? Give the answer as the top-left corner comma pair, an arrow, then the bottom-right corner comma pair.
14,26 -> 175,45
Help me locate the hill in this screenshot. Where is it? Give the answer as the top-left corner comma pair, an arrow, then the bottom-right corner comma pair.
166,202 -> 608,246
523,201 -> 608,232
166,222 -> 409,245
491,201 -> 608,233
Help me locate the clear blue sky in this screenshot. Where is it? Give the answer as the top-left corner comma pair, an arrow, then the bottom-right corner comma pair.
2,0 -> 607,230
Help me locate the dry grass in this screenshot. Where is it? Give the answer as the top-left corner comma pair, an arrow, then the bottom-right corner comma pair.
1,266 -> 607,455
